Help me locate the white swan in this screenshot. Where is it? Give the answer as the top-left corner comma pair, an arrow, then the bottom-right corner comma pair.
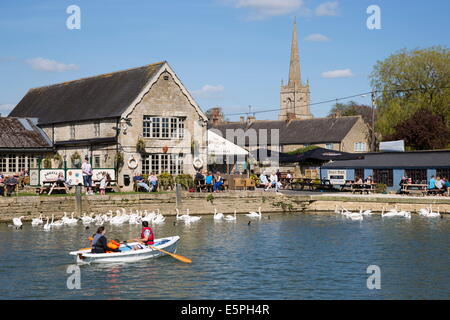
152,211 -> 166,224
43,217 -> 51,231
359,206 -> 373,216
183,209 -> 201,223
382,206 -> 411,218
213,208 -> 224,220
224,210 -> 237,221
64,212 -> 78,225
176,208 -> 190,221
50,214 -> 64,227
420,205 -> 441,218
13,216 -> 24,228
31,214 -> 43,226
246,207 -> 262,218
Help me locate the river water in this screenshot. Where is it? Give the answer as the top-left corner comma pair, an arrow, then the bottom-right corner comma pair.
0,212 -> 448,299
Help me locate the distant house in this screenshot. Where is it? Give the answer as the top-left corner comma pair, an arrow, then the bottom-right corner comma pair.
210,116 -> 369,154
9,61 -> 208,189
0,117 -> 53,174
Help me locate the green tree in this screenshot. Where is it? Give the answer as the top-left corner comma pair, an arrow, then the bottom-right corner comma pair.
370,46 -> 450,138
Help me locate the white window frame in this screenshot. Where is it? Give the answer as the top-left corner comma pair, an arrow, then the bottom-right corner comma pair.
143,116 -> 186,139
354,142 -> 367,152
142,154 -> 184,175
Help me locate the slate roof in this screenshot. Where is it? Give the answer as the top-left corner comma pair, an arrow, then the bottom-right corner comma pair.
9,62 -> 166,125
0,117 -> 53,150
322,150 -> 450,169
210,116 -> 360,145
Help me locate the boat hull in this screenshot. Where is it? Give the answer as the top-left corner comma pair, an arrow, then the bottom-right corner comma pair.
69,236 -> 180,264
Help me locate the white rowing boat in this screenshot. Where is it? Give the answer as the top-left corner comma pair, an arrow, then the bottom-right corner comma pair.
69,236 -> 180,264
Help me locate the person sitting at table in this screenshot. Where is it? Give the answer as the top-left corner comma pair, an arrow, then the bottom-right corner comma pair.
148,172 -> 158,192
56,172 -> 65,187
428,175 -> 436,190
266,171 -> 280,192
205,171 -> 214,192
4,175 -> 18,197
355,176 -> 363,184
435,176 -> 444,190
133,172 -> 150,192
213,172 -> 223,192
365,176 -> 373,184
194,170 -> 205,192
259,172 -> 270,188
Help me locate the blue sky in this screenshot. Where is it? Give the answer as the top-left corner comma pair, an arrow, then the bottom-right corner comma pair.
1,0 -> 449,120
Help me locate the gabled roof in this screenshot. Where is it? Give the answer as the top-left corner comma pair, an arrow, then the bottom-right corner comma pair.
210,116 -> 360,145
0,117 -> 53,150
322,150 -> 450,169
9,62 -> 166,125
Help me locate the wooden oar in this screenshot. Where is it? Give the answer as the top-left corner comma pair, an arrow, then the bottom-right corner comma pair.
122,239 -> 192,264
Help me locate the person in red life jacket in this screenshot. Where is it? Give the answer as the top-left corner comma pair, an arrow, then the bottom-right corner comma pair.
135,221 -> 154,247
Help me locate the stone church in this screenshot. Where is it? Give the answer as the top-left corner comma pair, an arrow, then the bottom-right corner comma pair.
279,20 -> 312,121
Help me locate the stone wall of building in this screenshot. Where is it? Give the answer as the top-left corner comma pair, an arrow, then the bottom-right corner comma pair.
340,117 -> 370,153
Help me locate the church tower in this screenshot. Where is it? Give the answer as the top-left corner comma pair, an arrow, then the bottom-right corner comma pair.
279,20 -> 312,120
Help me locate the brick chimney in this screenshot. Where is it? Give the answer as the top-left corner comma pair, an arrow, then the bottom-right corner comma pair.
210,107 -> 223,125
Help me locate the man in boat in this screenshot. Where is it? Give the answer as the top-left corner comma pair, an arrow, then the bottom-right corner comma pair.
135,221 -> 154,248
91,226 -> 121,253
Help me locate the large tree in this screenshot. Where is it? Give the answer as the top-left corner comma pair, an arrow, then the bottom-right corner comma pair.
385,109 -> 450,150
370,46 -> 450,140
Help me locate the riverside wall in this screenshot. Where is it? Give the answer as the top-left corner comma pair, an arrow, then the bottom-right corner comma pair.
1,191 -> 449,223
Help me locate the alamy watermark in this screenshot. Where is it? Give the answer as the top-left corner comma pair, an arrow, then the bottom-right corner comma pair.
367,5 -> 381,30
66,5 -> 81,30
366,265 -> 381,290
66,265 -> 81,289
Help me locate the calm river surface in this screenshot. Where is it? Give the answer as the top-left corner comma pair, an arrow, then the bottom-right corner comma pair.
0,212 -> 449,299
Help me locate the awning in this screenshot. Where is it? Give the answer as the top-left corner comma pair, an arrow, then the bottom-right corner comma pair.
207,130 -> 248,156
295,148 -> 365,162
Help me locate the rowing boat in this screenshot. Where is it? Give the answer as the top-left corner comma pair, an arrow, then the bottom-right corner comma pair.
69,236 -> 180,264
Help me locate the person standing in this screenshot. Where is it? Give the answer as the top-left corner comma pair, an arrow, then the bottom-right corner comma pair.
82,157 -> 93,195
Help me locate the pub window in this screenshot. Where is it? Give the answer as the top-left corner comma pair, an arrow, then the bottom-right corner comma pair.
373,169 -> 393,187
28,156 -> 36,169
93,155 -> 101,168
326,143 -> 333,150
143,116 -> 185,139
8,154 -> 16,172
436,169 -> 450,180
0,155 -> 6,172
142,154 -> 184,175
355,168 -> 364,181
18,156 -> 27,172
405,169 -> 427,184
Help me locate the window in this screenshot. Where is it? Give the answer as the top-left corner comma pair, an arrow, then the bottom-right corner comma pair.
93,155 -> 101,168
326,143 -> 333,150
70,125 -> 76,140
0,155 -> 6,172
373,169 -> 393,187
18,156 -> 27,172
405,169 -> 427,184
94,122 -> 100,137
437,169 -> 450,180
142,154 -> 184,175
8,154 -> 16,172
354,142 -> 367,152
355,168 -> 364,181
143,116 -> 185,139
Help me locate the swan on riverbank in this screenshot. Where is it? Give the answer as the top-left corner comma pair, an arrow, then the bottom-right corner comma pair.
31,214 -> 43,226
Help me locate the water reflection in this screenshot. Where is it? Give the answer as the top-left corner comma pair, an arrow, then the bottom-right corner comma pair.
0,212 -> 448,299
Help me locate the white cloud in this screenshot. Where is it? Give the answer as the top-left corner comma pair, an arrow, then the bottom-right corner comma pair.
321,69 -> 355,78
305,33 -> 330,42
225,0 -> 305,20
0,104 -> 16,116
315,1 -> 339,16
191,85 -> 225,99
25,57 -> 78,72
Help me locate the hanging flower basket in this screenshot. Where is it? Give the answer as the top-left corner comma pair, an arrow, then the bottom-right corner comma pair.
162,146 -> 169,153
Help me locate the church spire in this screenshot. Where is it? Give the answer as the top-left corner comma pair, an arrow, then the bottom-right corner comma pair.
288,19 -> 301,87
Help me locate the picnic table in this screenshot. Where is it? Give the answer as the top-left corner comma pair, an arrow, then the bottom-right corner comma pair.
401,184 -> 427,196
350,183 -> 376,194
92,179 -> 121,193
39,179 -> 70,195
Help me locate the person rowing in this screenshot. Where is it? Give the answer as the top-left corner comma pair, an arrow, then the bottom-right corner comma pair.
91,226 -> 121,253
134,221 -> 154,249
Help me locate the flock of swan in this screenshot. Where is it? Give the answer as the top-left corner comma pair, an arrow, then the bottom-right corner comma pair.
336,204 -> 443,221
10,206 -> 265,230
